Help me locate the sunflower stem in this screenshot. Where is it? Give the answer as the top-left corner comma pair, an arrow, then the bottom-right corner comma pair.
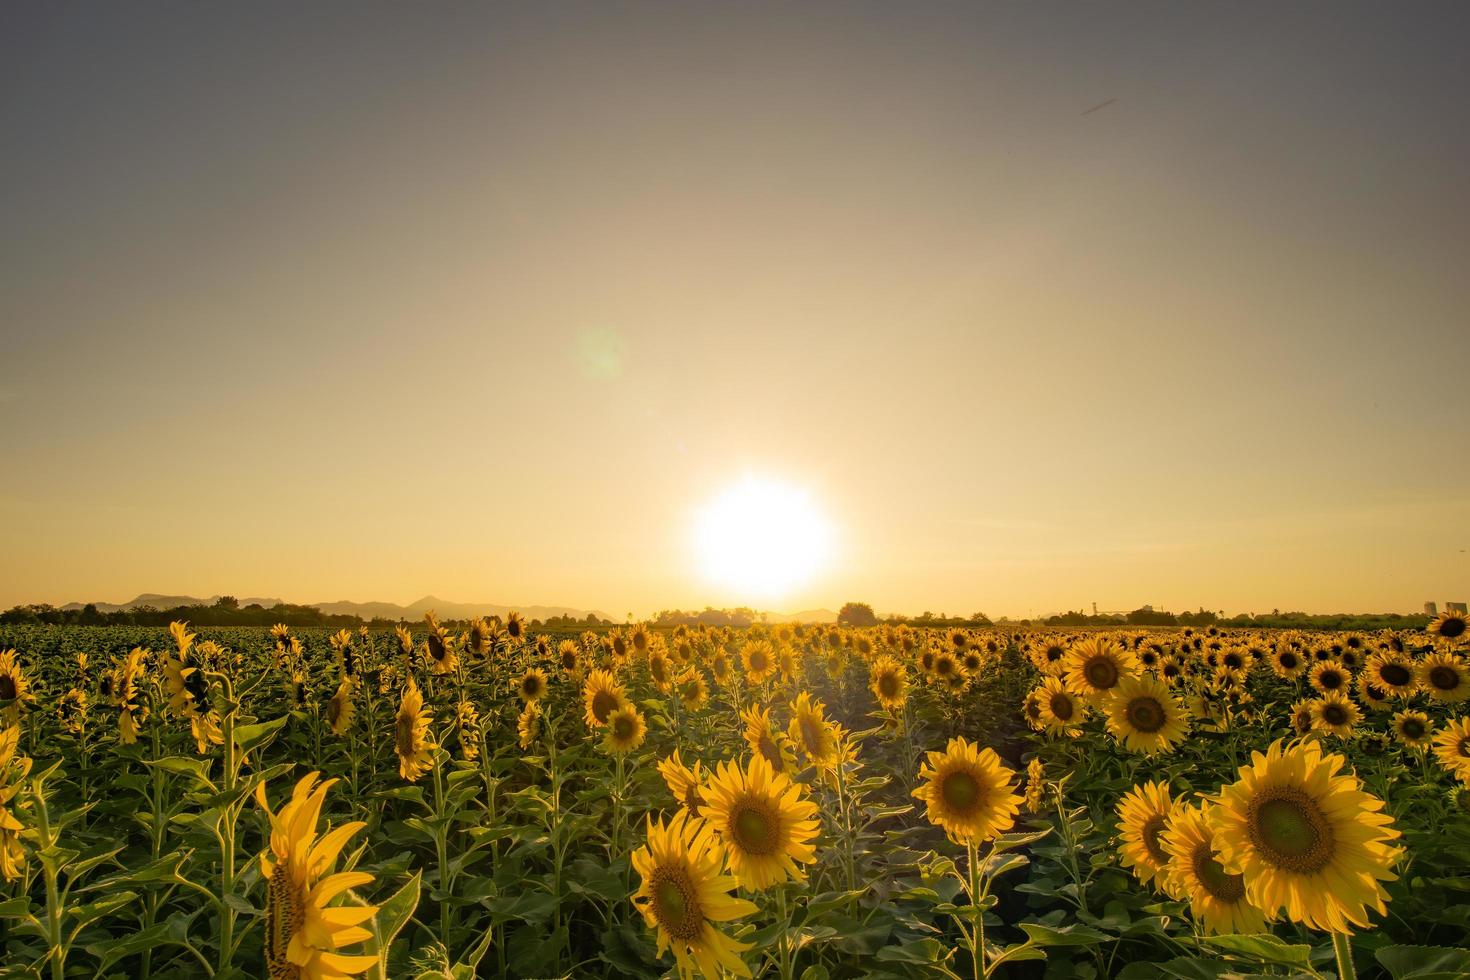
1332,931 -> 1357,980
966,839 -> 987,980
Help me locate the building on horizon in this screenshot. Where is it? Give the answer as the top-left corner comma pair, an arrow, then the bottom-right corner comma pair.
1449,602 -> 1468,615
1426,601 -> 1439,616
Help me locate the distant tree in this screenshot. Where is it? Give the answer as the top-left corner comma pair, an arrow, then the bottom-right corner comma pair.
215,595 -> 239,610
837,602 -> 878,627
79,602 -> 103,625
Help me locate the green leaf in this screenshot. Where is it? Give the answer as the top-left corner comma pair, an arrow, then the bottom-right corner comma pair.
1376,945 -> 1470,980
1017,922 -> 1108,947
232,715 -> 289,754
1203,933 -> 1311,967
875,938 -> 949,964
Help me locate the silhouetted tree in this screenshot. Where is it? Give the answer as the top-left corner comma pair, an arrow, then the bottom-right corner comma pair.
837,602 -> 878,627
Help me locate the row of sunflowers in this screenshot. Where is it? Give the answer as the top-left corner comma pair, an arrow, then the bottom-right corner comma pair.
0,608 -> 1467,978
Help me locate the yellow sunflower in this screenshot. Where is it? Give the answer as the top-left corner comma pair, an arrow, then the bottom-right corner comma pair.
394,679 -> 436,782
1162,802 -> 1266,936
422,612 -> 458,675
676,670 -> 709,712
1035,676 -> 1083,735
1354,674 -> 1391,713
325,679 -> 355,736
256,772 -> 378,980
1364,652 -> 1416,697
604,705 -> 648,755
787,692 -> 838,769
0,726 -> 32,882
1210,738 -> 1402,933
701,755 -> 820,890
455,700 -> 480,763
1433,716 -> 1470,782
517,702 -> 541,750
630,811 -> 757,980
869,655 -> 908,711
1391,710 -> 1433,750
1428,609 -> 1469,642
912,738 -> 1021,844
1022,757 -> 1046,814
1064,637 -> 1139,700
1028,637 -> 1069,676
583,669 -> 629,728
1270,647 -> 1307,680
517,667 -> 549,703
1116,781 -> 1181,890
557,640 -> 582,677
109,648 -> 147,746
735,641 -> 773,686
658,750 -> 707,818
1308,693 -> 1360,738
1417,651 -> 1470,703
741,707 -> 796,775
1308,660 -> 1351,696
0,651 -> 29,724
1288,698 -> 1315,736
1104,675 -> 1189,755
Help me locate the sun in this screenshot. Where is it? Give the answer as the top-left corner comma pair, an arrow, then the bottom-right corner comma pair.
693,477 -> 833,601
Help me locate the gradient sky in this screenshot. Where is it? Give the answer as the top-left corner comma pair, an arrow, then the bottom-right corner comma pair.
3,2 -> 1468,618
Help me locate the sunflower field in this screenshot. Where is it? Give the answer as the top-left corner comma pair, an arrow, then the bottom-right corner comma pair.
0,610 -> 1469,980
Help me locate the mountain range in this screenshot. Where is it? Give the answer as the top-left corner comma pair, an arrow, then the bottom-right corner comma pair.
56,593 -> 840,624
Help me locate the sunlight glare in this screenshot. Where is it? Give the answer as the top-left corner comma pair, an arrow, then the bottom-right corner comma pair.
694,477 -> 833,601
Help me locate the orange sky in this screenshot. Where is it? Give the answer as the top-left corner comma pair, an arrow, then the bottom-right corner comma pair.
2,3 -> 1467,617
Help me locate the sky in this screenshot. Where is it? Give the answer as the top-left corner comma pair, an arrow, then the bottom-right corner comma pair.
2,2 -> 1468,619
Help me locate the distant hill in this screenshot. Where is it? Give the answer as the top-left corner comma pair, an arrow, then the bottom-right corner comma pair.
764,608 -> 839,624
60,592 -> 611,622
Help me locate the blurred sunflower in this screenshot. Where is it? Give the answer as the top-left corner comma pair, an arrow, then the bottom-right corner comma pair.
702,755 -> 819,890
738,641 -> 776,686
325,679 -> 355,736
256,772 -> 379,979
1161,802 -> 1265,935
1417,651 -> 1470,703
604,705 -> 648,755
787,693 -> 839,769
455,700 -> 480,763
583,669 -> 629,728
1064,637 -> 1139,700
1391,709 -> 1433,750
517,702 -> 541,751
868,655 -> 908,711
676,670 -> 709,712
0,651 -> 30,724
1288,698 -> 1315,736
394,679 -> 436,781
557,640 -> 581,677
630,811 -> 756,980
1211,738 -> 1402,932
658,750 -> 706,818
1116,781 -> 1180,890
0,726 -> 32,882
741,707 -> 796,775
110,648 -> 147,745
517,667 -> 549,703
912,738 -> 1020,844
1433,717 -> 1470,782
1022,757 -> 1046,814
1105,675 -> 1189,755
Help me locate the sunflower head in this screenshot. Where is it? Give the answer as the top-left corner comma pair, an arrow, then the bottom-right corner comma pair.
1105,675 -> 1189,755
701,754 -> 820,890
1429,610 -> 1469,641
1161,802 -> 1265,935
1116,781 -> 1180,888
603,705 -> 648,755
912,738 -> 1020,844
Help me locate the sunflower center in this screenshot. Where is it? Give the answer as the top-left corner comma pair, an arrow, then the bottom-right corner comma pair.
1192,847 -> 1246,902
757,735 -> 782,769
1280,653 -> 1298,669
1083,658 -> 1118,690
651,868 -> 702,941
1379,663 -> 1411,686
1125,696 -> 1166,733
522,677 -> 542,698
1048,692 -> 1075,721
0,677 -> 15,701
591,690 -> 620,724
1318,671 -> 1343,690
1141,815 -> 1168,865
395,714 -> 418,755
1322,703 -> 1348,726
799,716 -> 826,754
1400,717 -> 1425,739
265,863 -> 306,979
941,770 -> 982,814
1046,646 -> 1063,662
731,801 -> 778,856
878,673 -> 899,698
613,715 -> 635,740
1249,789 -> 1335,874
1438,617 -> 1467,638
1429,666 -> 1462,691
1458,738 -> 1470,758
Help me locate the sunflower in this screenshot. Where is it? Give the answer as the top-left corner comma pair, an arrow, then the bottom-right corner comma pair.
1433,717 -> 1470,782
630,811 -> 757,980
869,655 -> 908,711
1354,674 -> 1391,712
1288,698 -> 1315,736
325,679 -> 355,736
518,667 -> 549,703
1116,781 -> 1181,889
1029,638 -> 1068,676
1159,655 -> 1185,686
1417,651 -> 1470,703
1308,660 -> 1351,696
930,651 -> 966,687
1391,710 -> 1433,750
604,705 -> 648,755
658,750 -> 707,818
1035,676 -> 1083,735
649,652 -> 675,693
701,755 -> 820,890
422,612 -> 458,675
583,669 -> 629,728
1064,637 -> 1139,700
0,726 -> 32,882
911,738 -> 1021,844
1308,693 -> 1360,738
1102,675 -> 1189,755
1210,738 -> 1402,932
555,640 -> 581,677
1021,687 -> 1047,732
517,702 -> 541,750
394,679 -> 436,782
1428,609 -> 1469,642
455,700 -> 480,763
1162,802 -> 1266,935
676,670 -> 709,712
1364,652 -> 1416,697
1269,647 -> 1307,680
0,651 -> 29,724
110,648 -> 147,745
1022,757 -> 1046,814
741,641 -> 776,686
709,653 -> 733,687
741,707 -> 796,775
57,688 -> 88,735
256,772 -> 379,980
787,693 -> 838,769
